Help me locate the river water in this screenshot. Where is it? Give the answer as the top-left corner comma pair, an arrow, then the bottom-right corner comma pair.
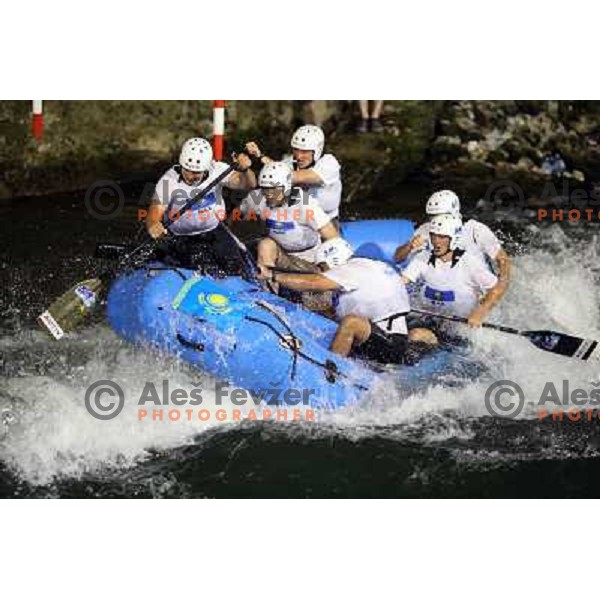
1,184 -> 600,497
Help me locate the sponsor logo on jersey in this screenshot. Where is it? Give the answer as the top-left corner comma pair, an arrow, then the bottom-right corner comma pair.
265,219 -> 295,233
425,286 -> 455,303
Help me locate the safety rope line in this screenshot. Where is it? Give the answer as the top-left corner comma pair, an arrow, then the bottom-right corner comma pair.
251,301 -> 369,391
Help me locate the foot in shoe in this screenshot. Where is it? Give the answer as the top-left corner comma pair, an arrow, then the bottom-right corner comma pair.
370,118 -> 383,133
356,119 -> 369,133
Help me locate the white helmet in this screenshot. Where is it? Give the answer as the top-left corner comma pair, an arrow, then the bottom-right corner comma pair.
428,214 -> 463,250
316,237 -> 354,269
426,190 -> 461,216
291,125 -> 325,162
258,162 -> 293,194
179,138 -> 213,172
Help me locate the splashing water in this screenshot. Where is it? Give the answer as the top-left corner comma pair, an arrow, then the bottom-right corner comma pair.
1,222 -> 600,490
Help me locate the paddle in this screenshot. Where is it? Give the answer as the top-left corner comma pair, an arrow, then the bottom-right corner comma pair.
218,221 -> 265,288
38,164 -> 236,339
95,222 -> 266,288
264,268 -> 600,364
410,308 -> 600,363
111,163 -> 237,273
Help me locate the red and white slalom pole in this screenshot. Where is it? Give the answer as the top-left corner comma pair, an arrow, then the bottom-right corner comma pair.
32,100 -> 44,141
212,100 -> 225,160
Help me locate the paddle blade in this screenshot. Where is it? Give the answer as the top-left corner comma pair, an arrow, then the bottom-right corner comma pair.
38,278 -> 104,340
524,330 -> 600,362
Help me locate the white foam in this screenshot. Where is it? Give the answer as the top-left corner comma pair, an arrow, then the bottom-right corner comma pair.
2,226 -> 599,485
0,327 -> 256,486
322,226 -> 600,432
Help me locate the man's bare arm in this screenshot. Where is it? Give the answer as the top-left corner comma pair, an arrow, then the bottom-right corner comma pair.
394,235 -> 426,263
226,169 -> 257,191
318,222 -> 339,241
273,272 -> 340,293
292,169 -> 322,186
492,249 -> 511,299
467,250 -> 512,327
146,196 -> 167,239
225,153 -> 256,191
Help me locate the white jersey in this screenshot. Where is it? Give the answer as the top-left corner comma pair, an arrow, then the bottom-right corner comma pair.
239,190 -> 331,259
402,250 -> 498,318
413,219 -> 502,262
325,258 -> 410,335
284,154 -> 342,219
154,161 -> 231,235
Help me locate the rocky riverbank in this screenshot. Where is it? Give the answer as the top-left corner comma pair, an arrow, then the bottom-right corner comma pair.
2,100 -> 600,207
428,101 -> 600,205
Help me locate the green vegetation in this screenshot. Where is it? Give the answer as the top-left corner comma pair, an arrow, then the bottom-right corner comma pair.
2,100 -> 600,202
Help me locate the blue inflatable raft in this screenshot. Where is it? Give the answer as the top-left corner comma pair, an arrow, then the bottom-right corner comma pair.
107,219 -> 447,409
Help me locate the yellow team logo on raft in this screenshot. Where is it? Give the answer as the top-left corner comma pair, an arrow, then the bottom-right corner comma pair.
197,292 -> 232,315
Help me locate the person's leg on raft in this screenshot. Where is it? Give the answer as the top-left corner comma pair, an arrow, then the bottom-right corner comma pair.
331,315 -> 372,357
257,237 -> 320,293
330,315 -> 438,364
408,327 -> 438,346
332,316 -> 408,363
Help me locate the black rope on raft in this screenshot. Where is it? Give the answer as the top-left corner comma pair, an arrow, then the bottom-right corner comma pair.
244,316 -> 299,381
247,303 -> 369,391
254,302 -> 361,387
